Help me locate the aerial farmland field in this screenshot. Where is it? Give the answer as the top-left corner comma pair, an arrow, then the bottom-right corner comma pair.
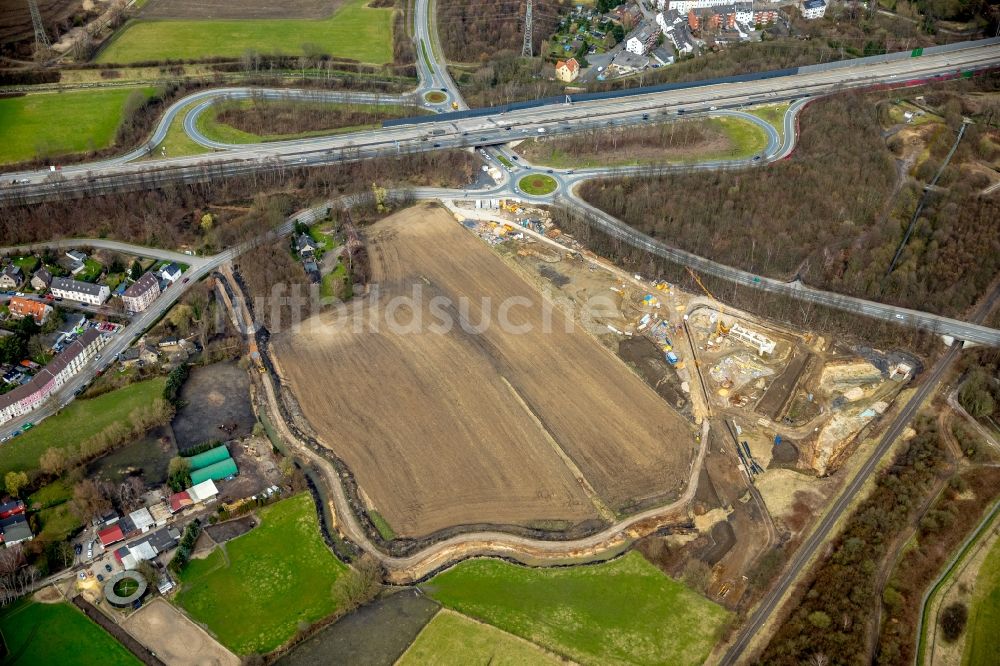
97,0 -> 394,64
422,551 -> 730,665
0,87 -> 154,164
271,205 -> 695,537
175,493 -> 347,654
398,609 -> 563,665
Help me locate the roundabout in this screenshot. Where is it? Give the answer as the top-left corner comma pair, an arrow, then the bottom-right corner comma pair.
424,91 -> 448,104
104,570 -> 148,608
517,173 -> 558,196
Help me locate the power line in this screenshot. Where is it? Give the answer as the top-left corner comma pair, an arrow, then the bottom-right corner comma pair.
522,0 -> 533,57
27,0 -> 50,53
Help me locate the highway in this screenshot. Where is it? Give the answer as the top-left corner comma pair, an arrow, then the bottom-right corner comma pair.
2,40 -> 997,199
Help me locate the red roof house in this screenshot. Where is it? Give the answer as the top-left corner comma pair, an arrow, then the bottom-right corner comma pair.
98,524 -> 125,547
169,491 -> 192,513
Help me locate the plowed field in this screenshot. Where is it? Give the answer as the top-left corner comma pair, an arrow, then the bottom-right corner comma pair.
272,205 -> 693,537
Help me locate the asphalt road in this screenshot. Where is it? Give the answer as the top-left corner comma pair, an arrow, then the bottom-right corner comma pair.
2,41 -> 996,194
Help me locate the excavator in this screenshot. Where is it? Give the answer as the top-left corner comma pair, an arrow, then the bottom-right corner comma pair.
686,267 -> 731,337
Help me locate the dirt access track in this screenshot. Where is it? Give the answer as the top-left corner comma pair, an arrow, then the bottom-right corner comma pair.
140,0 -> 342,20
272,205 -> 695,538
122,598 -> 239,666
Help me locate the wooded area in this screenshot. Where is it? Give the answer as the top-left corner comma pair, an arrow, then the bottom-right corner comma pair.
876,465 -> 1000,664
0,150 -> 474,251
579,82 -> 1000,318
438,0 -> 565,61
760,417 -> 949,665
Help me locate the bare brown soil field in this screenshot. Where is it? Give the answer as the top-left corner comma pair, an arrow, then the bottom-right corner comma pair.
0,0 -> 81,44
273,205 -> 694,537
123,598 -> 240,666
140,0 -> 341,20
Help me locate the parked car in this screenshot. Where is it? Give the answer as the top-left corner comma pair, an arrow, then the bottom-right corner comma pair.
104,563 -> 112,572
96,574 -> 104,582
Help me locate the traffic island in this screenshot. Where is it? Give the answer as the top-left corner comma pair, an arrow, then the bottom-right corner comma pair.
424,91 -> 447,104
517,174 -> 558,196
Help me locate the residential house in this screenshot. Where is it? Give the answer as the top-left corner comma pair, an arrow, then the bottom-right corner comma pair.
657,11 -> 696,54
0,500 -> 25,520
30,267 -> 52,291
0,515 -> 33,547
0,265 -> 24,291
294,234 -> 318,257
121,272 -> 161,313
652,47 -> 675,65
800,0 -> 826,19
0,328 -> 107,424
555,57 -> 581,82
65,250 -> 87,275
50,277 -> 110,305
159,263 -> 182,283
625,25 -> 658,55
7,297 -> 52,324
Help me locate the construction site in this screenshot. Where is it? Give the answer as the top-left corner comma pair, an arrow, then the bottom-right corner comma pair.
440,197 -> 922,608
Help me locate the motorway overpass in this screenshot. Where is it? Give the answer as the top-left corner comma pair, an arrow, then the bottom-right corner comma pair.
2,39 -> 998,205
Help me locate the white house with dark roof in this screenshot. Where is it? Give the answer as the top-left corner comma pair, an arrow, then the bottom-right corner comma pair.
159,263 -> 183,283
50,277 -> 110,305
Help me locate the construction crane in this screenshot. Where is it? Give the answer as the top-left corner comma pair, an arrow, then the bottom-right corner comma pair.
686,267 -> 730,336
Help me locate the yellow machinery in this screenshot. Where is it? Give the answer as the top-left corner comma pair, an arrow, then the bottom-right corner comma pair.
686,267 -> 730,336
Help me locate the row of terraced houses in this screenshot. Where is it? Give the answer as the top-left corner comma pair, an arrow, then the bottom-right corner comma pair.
0,328 -> 107,424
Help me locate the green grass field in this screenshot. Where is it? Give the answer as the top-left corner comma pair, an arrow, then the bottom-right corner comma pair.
0,599 -> 140,666
368,510 -> 396,541
398,609 -> 562,665
36,502 -> 83,542
963,535 -> 1000,665
422,551 -> 729,665
176,493 -> 347,655
747,103 -> 790,142
0,88 -> 154,165
0,377 -> 167,479
145,100 -> 212,160
518,174 -> 558,195
97,0 -> 393,65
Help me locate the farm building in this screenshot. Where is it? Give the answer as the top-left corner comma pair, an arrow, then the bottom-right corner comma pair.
169,491 -> 193,513
98,524 -> 125,548
190,458 -> 239,485
128,507 -> 155,533
187,479 -> 220,504
186,445 -> 230,470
